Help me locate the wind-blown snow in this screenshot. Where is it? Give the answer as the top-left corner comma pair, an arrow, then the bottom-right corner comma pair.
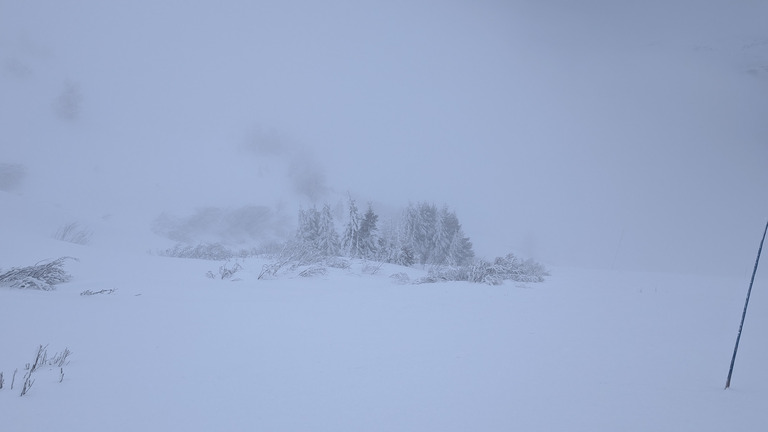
2,192 -> 768,431
2,1 -> 768,430
2,1 -> 767,275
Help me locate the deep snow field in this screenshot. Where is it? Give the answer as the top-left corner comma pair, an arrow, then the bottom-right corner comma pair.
2,192 -> 768,432
3,2 -> 768,430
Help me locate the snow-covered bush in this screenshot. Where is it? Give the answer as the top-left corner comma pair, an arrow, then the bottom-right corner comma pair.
323,256 -> 351,269
464,260 -> 505,285
415,253 -> 549,286
258,241 -> 324,279
53,221 -> 92,245
0,257 -> 76,290
159,243 -> 236,261
299,266 -> 327,277
207,261 -> 243,280
390,272 -> 410,284
416,262 -> 500,285
159,243 -> 261,261
362,260 -> 384,275
494,254 -> 550,283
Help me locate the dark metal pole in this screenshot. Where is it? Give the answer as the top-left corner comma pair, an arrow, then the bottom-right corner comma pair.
725,219 -> 768,389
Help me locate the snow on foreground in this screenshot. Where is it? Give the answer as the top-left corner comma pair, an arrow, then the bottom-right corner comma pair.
1,191 -> 767,431
2,252 -> 767,431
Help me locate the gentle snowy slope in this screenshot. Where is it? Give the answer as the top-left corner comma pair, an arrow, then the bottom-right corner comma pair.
2,2 -> 768,427
3,1 -> 768,276
2,231 -> 767,431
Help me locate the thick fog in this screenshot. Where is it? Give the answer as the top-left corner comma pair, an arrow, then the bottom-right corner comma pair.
2,1 -> 767,275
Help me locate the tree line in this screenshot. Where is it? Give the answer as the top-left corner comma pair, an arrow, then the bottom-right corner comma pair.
295,198 -> 475,267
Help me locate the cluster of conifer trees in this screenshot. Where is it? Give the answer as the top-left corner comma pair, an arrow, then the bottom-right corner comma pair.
295,198 -> 474,267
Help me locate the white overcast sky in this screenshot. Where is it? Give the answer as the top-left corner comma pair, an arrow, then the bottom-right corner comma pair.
1,0 -> 767,275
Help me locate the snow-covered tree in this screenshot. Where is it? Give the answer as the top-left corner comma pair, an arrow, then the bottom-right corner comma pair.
358,203 -> 379,259
394,201 -> 474,267
401,202 -> 438,265
297,204 -> 340,256
379,217 -> 415,266
435,206 -> 474,266
296,198 -> 472,266
296,206 -> 320,247
341,196 -> 362,258
317,203 -> 340,256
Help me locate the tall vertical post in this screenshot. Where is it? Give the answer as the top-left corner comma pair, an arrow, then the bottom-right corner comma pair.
725,219 -> 768,389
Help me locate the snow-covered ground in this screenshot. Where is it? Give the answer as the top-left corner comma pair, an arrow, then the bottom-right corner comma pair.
3,2 -> 768,430
2,192 -> 767,431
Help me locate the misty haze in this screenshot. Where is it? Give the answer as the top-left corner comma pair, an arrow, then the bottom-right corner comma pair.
2,1 -> 768,430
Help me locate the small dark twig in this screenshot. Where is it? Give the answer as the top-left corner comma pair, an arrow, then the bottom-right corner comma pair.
80,288 -> 117,296
19,370 -> 34,396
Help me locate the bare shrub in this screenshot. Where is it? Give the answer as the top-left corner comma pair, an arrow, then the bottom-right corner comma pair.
16,345 -> 71,396
0,257 -> 76,290
258,262 -> 282,280
20,344 -> 47,396
299,266 -> 327,277
284,242 -> 324,267
209,261 -> 242,280
80,288 -> 117,296
19,369 -> 34,396
29,344 -> 47,373
49,348 -> 71,367
258,241 -> 323,279
53,222 -> 92,245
